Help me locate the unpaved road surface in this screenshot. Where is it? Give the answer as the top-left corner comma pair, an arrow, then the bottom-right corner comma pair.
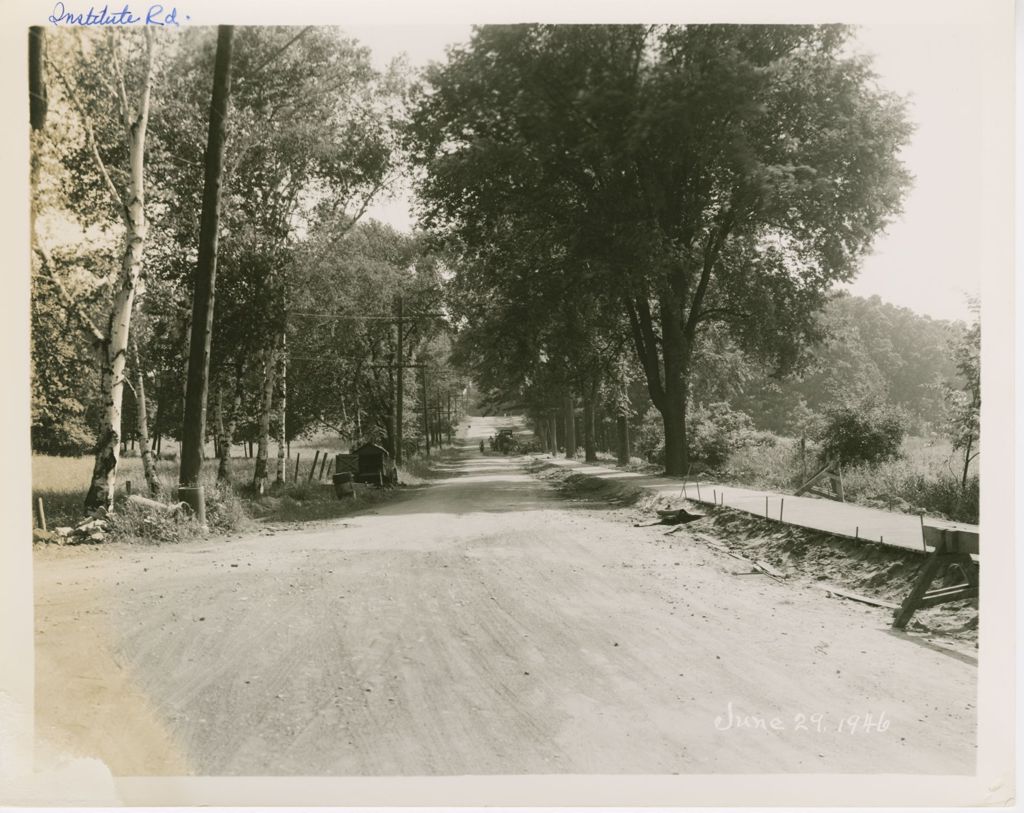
34,418 -> 976,775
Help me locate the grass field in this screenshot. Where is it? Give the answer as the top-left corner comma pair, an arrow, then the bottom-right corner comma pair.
32,435 -> 455,534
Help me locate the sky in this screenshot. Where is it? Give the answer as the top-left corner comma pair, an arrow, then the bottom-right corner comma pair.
346,22 -> 985,323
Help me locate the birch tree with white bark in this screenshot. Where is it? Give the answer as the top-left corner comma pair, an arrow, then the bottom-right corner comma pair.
32,28 -> 157,512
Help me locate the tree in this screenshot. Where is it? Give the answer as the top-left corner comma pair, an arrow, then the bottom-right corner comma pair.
946,306 -> 980,491
141,27 -> 404,490
33,28 -> 157,510
411,24 -> 912,475
817,399 -> 905,467
285,221 -> 450,455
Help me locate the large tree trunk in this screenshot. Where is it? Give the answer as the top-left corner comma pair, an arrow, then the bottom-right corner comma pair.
130,337 -> 160,496
582,388 -> 597,462
549,413 -> 558,454
275,332 -> 287,483
83,32 -> 155,512
617,414 -> 630,466
252,339 -> 279,492
659,291 -> 691,477
563,395 -> 576,459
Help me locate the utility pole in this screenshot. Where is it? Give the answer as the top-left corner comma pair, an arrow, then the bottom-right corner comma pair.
178,25 -> 235,524
395,296 -> 404,466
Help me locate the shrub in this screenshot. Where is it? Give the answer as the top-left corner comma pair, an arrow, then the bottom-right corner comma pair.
106,497 -> 204,544
637,402 -> 767,468
817,401 -> 906,467
637,406 -> 666,463
688,402 -> 760,468
31,420 -> 95,457
204,480 -> 252,532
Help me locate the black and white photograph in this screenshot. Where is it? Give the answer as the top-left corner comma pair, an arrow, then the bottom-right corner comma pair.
1,0 -> 1015,806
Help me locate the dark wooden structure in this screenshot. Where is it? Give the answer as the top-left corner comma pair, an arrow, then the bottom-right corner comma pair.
892,525 -> 979,629
795,459 -> 845,502
334,453 -> 359,476
352,442 -> 397,486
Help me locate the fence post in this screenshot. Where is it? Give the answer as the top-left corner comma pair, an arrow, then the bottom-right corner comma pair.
36,497 -> 47,531
308,450 -> 321,483
293,453 -> 301,483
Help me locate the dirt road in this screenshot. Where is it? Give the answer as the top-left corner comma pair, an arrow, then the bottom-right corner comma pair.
34,417 -> 976,775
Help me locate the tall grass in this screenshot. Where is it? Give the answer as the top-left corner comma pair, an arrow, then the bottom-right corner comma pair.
721,436 -> 979,523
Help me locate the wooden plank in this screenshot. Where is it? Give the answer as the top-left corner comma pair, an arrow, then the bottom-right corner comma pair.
892,549 -> 945,628
754,560 -> 785,579
922,525 -> 979,555
794,461 -> 833,496
819,584 -> 900,610
917,586 -> 978,609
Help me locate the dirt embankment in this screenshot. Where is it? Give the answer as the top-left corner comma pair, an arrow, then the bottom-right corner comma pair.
530,460 -> 978,648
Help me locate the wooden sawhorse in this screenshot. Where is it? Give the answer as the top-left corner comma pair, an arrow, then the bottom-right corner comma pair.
892,525 -> 979,629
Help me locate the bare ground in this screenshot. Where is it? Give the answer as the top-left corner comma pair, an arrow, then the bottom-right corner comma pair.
34,418 -> 976,776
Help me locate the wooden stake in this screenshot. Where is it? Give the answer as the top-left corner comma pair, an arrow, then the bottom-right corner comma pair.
765,496 -> 769,519
317,452 -> 328,481
696,481 -> 701,501
308,450 -> 320,483
779,498 -> 784,522
126,480 -> 133,496
293,453 -> 301,483
36,497 -> 46,531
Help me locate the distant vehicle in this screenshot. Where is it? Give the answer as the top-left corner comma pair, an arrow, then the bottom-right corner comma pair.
495,428 -> 517,454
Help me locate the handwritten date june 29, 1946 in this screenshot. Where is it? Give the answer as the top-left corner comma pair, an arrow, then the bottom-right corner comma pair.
714,702 -> 891,734
49,3 -> 189,26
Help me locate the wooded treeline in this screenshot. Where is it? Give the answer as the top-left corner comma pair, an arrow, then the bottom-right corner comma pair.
31,26 -> 465,511
30,23 -> 978,518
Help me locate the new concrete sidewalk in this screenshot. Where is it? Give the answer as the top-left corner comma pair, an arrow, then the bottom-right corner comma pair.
537,456 -> 978,556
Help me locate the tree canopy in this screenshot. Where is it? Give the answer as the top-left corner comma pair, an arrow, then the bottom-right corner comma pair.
410,23 -> 913,473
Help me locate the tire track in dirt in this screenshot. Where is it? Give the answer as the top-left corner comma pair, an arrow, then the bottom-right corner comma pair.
34,426 -> 977,775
